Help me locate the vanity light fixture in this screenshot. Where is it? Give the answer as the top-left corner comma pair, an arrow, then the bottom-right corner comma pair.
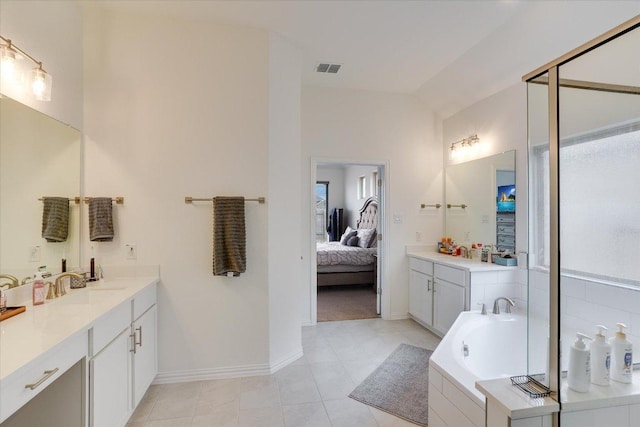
0,35 -> 52,101
449,134 -> 480,160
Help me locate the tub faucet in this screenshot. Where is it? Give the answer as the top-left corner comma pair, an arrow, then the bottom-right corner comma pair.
493,297 -> 515,314
0,274 -> 19,289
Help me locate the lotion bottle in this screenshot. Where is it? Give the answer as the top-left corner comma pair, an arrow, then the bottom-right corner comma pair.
590,325 -> 611,386
32,271 -> 46,306
610,323 -> 633,383
568,332 -> 591,392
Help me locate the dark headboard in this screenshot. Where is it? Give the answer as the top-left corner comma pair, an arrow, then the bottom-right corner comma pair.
357,197 -> 378,230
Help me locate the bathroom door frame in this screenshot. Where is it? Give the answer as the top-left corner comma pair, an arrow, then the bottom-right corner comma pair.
309,157 -> 389,325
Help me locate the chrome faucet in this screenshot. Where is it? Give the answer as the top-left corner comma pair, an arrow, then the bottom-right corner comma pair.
0,274 -> 19,289
54,272 -> 83,297
493,297 -> 515,314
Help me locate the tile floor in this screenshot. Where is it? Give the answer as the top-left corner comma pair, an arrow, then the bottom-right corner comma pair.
127,318 -> 442,427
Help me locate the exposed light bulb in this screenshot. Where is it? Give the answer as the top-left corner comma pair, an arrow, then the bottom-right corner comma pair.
30,66 -> 52,101
1,44 -> 17,80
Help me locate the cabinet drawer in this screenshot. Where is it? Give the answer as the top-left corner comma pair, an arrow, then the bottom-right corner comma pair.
409,257 -> 433,275
497,235 -> 515,246
434,264 -> 465,286
133,283 -> 157,321
497,224 -> 515,234
496,216 -> 515,224
91,300 -> 131,356
0,330 -> 86,423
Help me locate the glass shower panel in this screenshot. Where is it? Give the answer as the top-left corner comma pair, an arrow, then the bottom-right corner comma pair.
558,27 -> 640,404
527,72 -> 551,385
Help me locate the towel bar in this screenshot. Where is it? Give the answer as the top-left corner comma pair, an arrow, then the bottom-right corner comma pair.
39,197 -> 81,204
84,197 -> 124,205
185,196 -> 266,204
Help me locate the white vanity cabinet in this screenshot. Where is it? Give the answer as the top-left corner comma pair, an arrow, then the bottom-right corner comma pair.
408,251 -> 520,336
132,303 -> 157,407
409,258 -> 467,335
432,264 -> 466,335
408,258 -> 434,327
89,283 -> 157,427
90,329 -> 132,427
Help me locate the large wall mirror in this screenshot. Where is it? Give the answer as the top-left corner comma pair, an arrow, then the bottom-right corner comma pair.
1,95 -> 81,281
445,150 -> 516,250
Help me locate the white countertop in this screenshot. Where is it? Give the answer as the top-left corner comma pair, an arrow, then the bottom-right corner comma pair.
407,250 -> 516,272
0,276 -> 159,381
560,372 -> 640,412
476,378 -> 560,420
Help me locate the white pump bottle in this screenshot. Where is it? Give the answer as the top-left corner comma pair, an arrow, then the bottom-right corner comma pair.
568,332 -> 592,392
590,325 -> 611,386
610,323 -> 633,383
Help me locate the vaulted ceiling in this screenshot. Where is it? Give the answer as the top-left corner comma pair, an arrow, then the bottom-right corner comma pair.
94,1 -> 640,118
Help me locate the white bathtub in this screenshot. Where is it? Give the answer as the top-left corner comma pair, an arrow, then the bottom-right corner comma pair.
428,311 -> 527,426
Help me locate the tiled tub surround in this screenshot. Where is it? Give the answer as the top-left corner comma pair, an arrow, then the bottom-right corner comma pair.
0,270 -> 159,425
528,268 -> 640,426
428,311 -> 529,427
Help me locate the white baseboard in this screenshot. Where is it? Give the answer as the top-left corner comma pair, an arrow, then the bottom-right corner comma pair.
153,347 -> 304,385
153,363 -> 271,384
269,347 -> 304,374
386,312 -> 409,320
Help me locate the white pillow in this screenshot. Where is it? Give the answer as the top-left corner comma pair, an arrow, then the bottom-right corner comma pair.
356,228 -> 376,248
339,226 -> 356,245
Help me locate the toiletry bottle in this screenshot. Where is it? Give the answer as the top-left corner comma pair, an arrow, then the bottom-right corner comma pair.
568,332 -> 591,392
32,271 -> 46,306
591,325 -> 611,386
610,323 -> 633,383
90,257 -> 96,282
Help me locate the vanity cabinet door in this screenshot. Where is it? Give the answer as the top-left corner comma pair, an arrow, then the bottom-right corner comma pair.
90,328 -> 131,427
433,279 -> 465,335
409,269 -> 433,327
132,304 -> 157,407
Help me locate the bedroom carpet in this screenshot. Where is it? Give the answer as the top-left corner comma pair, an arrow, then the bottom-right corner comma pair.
316,284 -> 379,322
349,343 -> 432,426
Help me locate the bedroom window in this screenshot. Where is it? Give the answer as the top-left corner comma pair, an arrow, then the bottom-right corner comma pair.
371,171 -> 379,196
316,181 -> 329,242
357,175 -> 366,199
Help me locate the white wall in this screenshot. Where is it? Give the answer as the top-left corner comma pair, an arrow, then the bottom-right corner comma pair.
83,7 -> 300,379
0,1 -> 83,129
302,87 -> 441,322
442,83 -> 528,253
267,33 -> 303,368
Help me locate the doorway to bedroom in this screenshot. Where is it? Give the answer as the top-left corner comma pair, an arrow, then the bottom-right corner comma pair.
313,161 -> 386,322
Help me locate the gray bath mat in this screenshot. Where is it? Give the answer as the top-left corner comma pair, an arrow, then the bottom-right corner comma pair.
349,343 -> 432,426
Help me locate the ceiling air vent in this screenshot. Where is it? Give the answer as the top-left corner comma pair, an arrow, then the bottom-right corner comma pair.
316,63 -> 342,74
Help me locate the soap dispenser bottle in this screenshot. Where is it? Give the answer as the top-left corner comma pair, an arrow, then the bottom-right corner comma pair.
591,325 -> 611,386
32,271 -> 46,306
610,323 -> 633,383
568,332 -> 592,392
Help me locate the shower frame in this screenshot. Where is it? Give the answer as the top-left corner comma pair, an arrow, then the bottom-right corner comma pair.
523,14 -> 640,427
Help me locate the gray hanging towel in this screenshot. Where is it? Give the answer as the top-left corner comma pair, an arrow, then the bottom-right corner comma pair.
41,197 -> 70,242
89,197 -> 114,242
212,196 -> 246,277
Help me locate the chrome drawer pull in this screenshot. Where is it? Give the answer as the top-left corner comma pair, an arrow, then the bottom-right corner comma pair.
25,368 -> 59,390
136,326 -> 142,347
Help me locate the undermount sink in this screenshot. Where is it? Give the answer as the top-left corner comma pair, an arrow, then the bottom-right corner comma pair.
55,287 -> 124,304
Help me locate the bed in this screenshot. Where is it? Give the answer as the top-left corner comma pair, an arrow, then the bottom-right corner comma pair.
316,197 -> 378,287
